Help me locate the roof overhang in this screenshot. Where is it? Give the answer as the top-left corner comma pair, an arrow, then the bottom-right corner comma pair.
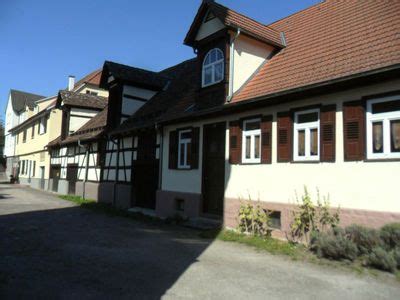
160,63 -> 400,126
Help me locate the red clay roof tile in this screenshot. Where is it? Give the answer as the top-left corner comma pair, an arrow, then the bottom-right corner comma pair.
232,0 -> 400,102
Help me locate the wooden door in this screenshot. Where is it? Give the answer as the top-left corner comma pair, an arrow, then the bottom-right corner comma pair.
132,130 -> 159,209
66,165 -> 78,195
50,166 -> 61,192
202,122 -> 226,215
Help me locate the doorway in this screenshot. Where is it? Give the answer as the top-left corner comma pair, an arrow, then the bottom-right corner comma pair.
202,122 -> 226,216
66,164 -> 78,195
39,166 -> 45,190
50,165 -> 61,192
132,130 -> 159,209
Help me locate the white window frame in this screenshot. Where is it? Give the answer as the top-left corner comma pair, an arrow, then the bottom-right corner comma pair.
39,117 -> 47,135
293,109 -> 320,162
242,118 -> 261,164
178,129 -> 192,169
202,48 -> 224,87
366,95 -> 400,159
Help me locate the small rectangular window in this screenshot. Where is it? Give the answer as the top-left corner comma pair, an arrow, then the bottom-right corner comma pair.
367,96 -> 400,159
22,130 -> 27,143
31,124 -> 35,138
242,119 -> 261,163
178,129 -> 192,169
293,109 -> 320,161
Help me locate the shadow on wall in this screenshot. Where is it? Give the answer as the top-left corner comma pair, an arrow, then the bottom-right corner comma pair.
0,206 -> 219,298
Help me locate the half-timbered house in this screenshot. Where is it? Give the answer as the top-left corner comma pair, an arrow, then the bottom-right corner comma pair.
48,91 -> 108,199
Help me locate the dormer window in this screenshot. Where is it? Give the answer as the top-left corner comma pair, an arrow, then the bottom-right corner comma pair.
202,48 -> 224,87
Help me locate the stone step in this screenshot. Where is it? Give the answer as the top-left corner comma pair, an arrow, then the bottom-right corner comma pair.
184,217 -> 222,230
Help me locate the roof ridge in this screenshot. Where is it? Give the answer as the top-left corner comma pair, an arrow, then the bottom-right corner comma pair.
267,0 -> 324,27
159,58 -> 197,74
211,1 -> 281,34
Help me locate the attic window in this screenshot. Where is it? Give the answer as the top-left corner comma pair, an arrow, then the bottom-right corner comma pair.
202,48 -> 224,87
204,11 -> 216,22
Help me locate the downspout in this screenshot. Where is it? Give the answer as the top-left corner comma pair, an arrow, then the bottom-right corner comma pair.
156,123 -> 163,192
78,139 -> 89,200
227,28 -> 241,103
107,135 -> 119,206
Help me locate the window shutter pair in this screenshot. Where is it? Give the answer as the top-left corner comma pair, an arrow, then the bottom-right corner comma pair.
277,105 -> 337,162
168,128 -> 200,169
229,117 -> 272,164
343,100 -> 365,161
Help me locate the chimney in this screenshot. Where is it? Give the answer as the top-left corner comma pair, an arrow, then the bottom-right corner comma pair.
68,75 -> 75,91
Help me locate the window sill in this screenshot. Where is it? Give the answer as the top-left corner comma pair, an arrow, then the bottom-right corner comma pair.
364,158 -> 400,162
291,160 -> 320,164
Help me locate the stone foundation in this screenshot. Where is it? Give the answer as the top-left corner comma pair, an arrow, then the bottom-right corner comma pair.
97,182 -> 132,209
76,181 -> 100,201
224,197 -> 400,237
156,190 -> 202,219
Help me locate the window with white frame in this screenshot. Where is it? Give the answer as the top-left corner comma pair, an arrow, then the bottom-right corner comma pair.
242,119 -> 261,163
367,96 -> 400,159
178,129 -> 192,169
293,109 -> 320,161
39,116 -> 47,134
202,48 -> 224,87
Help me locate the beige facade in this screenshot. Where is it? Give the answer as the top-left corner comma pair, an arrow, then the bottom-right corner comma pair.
13,82 -> 108,190
160,78 -> 400,225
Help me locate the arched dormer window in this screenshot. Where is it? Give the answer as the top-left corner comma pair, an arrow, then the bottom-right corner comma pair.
202,48 -> 224,87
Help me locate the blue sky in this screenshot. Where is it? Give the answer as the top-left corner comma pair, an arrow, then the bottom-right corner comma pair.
0,0 -> 319,119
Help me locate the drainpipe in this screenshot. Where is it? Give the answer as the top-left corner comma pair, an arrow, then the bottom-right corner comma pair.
78,139 -> 89,200
156,123 -> 163,192
227,28 -> 241,103
107,135 -> 119,206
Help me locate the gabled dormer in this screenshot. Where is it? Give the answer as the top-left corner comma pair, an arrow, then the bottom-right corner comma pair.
100,61 -> 169,129
184,0 -> 285,106
56,91 -> 108,140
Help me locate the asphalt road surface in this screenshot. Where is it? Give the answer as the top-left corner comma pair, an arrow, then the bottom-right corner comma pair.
0,184 -> 399,299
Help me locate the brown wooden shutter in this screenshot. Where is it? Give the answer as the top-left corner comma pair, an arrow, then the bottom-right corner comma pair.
191,127 -> 200,169
261,115 -> 272,164
277,112 -> 292,162
229,120 -> 242,164
320,105 -> 336,162
343,100 -> 365,161
168,130 -> 178,169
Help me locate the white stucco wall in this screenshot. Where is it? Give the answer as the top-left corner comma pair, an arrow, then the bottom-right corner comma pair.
161,78 -> 400,213
195,17 -> 225,41
4,95 -> 18,157
69,108 -> 98,133
232,35 -> 274,93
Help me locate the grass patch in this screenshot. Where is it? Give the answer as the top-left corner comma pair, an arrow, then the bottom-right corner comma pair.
200,229 -> 400,281
200,229 -> 307,260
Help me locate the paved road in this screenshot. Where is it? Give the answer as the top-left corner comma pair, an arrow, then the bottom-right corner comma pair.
0,184 -> 399,299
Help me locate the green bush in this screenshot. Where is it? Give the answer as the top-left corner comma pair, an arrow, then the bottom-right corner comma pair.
345,224 -> 382,255
290,187 -> 340,245
237,200 -> 272,237
380,223 -> 400,249
366,247 -> 397,273
392,247 -> 400,268
310,230 -> 358,261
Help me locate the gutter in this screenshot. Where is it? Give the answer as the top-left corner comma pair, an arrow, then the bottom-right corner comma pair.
160,63 -> 400,125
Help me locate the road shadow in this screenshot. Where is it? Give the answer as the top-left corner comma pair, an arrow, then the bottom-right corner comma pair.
0,205 -> 219,299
